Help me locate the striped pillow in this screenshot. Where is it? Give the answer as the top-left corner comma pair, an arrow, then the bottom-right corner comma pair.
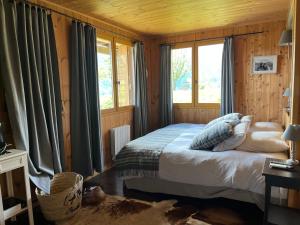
190,121 -> 234,150
213,115 -> 253,152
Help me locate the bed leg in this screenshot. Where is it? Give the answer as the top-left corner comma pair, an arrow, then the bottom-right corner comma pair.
123,180 -> 128,194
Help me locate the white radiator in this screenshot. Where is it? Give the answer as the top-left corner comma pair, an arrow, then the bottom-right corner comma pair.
110,125 -> 131,160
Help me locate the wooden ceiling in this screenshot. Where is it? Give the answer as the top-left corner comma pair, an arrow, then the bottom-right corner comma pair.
50,0 -> 290,35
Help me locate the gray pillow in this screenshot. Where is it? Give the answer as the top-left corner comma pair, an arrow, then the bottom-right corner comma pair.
206,113 -> 242,128
190,121 -> 234,150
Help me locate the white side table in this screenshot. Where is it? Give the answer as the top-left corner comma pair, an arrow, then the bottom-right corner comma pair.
0,149 -> 34,225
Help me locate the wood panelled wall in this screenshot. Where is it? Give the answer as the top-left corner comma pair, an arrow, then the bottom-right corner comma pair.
145,20 -> 291,131
234,22 -> 290,122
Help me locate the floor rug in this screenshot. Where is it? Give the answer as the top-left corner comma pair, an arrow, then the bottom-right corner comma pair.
57,195 -> 245,225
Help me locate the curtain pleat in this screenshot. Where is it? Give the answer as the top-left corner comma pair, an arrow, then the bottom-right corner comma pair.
0,1 -> 64,192
70,21 -> 103,176
0,0 -> 29,152
133,42 -> 149,138
159,45 -> 173,127
85,26 -> 103,172
220,37 -> 235,116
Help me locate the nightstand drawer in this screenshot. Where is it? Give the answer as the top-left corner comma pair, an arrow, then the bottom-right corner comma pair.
266,175 -> 300,189
0,156 -> 24,173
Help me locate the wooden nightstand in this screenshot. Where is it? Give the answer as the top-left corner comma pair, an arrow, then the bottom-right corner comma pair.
0,150 -> 34,225
262,158 -> 300,225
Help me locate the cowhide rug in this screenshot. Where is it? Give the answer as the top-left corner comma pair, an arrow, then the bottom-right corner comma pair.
57,195 -> 245,225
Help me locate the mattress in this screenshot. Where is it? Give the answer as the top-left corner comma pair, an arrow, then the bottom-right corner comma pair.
122,123 -> 288,202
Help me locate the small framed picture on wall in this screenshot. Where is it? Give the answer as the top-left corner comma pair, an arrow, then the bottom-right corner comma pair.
252,55 -> 278,74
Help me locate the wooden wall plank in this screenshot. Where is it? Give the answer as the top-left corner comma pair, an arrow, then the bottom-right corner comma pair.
144,39 -> 162,130
52,13 -> 72,172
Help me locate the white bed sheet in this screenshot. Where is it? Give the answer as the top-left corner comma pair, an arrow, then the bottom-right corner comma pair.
159,124 -> 288,198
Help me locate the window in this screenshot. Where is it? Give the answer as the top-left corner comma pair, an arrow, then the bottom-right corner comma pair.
116,42 -> 134,107
171,41 -> 223,107
97,38 -> 114,110
171,47 -> 193,103
97,36 -> 134,111
198,43 -> 223,104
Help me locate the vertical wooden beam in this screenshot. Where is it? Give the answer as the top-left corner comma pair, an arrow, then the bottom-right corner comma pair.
289,0 -> 300,208
291,0 -> 300,158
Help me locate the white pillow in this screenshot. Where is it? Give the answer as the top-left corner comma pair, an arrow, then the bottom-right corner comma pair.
241,115 -> 253,123
236,131 -> 289,153
250,122 -> 283,132
213,115 -> 252,152
206,113 -> 242,128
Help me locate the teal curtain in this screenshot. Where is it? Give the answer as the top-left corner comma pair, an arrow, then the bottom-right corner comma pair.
160,45 -> 173,127
221,37 -> 235,116
133,42 -> 149,138
0,1 -> 64,193
70,21 -> 104,176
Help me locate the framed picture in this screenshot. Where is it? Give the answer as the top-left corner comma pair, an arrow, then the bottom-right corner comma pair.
252,55 -> 278,74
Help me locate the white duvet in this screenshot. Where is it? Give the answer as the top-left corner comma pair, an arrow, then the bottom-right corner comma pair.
158,124 -> 288,198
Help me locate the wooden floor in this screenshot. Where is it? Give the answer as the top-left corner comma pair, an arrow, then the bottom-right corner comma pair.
10,168 -> 264,225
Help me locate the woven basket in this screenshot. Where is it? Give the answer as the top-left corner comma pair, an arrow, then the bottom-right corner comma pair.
36,172 -> 83,221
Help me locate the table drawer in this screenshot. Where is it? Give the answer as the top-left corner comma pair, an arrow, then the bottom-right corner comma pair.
0,156 -> 24,173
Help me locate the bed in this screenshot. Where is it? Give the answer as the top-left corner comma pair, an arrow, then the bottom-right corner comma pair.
115,123 -> 288,209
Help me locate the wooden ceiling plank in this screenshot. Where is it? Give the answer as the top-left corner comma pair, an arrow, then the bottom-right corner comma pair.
45,0 -> 290,34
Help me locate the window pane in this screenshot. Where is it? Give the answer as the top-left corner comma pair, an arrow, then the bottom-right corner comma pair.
97,38 -> 114,110
116,42 -> 134,107
171,47 -> 193,103
198,43 -> 223,103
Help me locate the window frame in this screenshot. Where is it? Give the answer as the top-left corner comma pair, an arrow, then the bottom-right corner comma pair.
171,39 -> 224,109
97,34 -> 115,114
97,32 -> 134,114
171,42 -> 195,109
195,39 -> 224,108
115,38 -> 134,110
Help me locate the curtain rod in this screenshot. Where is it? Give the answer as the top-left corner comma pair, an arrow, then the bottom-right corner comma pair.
19,0 -> 140,42
161,31 -> 266,45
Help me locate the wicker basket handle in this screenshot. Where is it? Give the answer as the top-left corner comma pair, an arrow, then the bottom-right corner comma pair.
75,174 -> 82,185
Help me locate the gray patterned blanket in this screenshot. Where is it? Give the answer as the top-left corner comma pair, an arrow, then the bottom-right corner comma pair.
115,125 -> 189,177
